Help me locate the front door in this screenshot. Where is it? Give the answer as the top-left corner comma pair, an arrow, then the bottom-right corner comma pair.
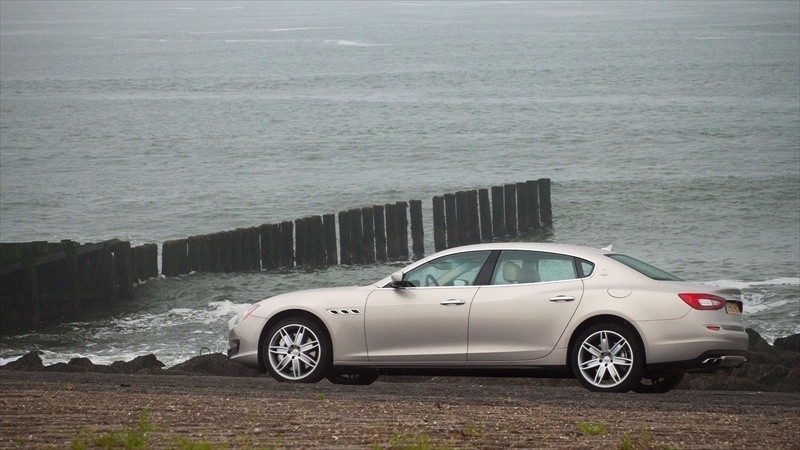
364,250 -> 492,362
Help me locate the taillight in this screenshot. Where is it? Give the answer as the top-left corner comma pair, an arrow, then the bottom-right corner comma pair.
679,293 -> 726,310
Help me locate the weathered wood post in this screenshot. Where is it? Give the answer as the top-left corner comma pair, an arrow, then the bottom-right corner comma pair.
323,214 -> 338,266
444,193 -> 457,249
538,178 -> 552,227
432,196 -> 446,252
479,188 -> 492,242
410,199 -> 424,258
349,208 -> 364,265
230,229 -> 243,271
111,241 -> 133,299
260,223 -> 280,270
245,227 -> 261,270
526,180 -> 541,229
504,184 -> 517,236
516,181 -> 529,232
162,240 -> 178,276
455,191 -> 468,246
338,211 -> 352,265
311,215 -> 325,266
466,190 -> 480,244
98,242 -> 116,305
146,243 -> 159,279
62,240 -> 80,311
373,205 -> 387,262
491,185 -> 505,238
21,243 -> 41,327
294,219 -> 307,267
396,201 -> 409,260
385,203 -> 398,260
361,207 -> 376,264
278,221 -> 294,268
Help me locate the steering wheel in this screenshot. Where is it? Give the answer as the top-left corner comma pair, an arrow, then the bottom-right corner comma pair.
425,274 -> 439,287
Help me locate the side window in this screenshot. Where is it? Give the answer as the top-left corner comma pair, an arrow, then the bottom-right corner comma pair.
404,251 -> 491,287
579,259 -> 595,278
491,250 -> 578,285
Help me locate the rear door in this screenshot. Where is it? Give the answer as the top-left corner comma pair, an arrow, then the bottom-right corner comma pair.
468,250 -> 584,361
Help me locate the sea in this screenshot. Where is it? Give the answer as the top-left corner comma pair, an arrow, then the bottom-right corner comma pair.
1,1 -> 798,367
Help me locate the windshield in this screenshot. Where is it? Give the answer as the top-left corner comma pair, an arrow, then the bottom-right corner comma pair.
606,254 -> 683,281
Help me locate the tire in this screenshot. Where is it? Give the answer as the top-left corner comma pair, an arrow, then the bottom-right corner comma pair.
632,373 -> 684,394
326,368 -> 380,385
571,323 -> 644,393
264,317 -> 331,383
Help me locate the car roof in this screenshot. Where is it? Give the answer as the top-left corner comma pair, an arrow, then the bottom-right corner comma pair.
427,242 -> 610,259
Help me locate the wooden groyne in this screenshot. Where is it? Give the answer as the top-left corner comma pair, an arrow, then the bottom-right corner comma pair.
0,179 -> 552,333
0,240 -> 157,332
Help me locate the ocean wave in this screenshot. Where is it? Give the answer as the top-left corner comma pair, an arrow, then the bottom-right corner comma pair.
272,27 -> 343,32
324,39 -> 379,47
704,277 -> 799,290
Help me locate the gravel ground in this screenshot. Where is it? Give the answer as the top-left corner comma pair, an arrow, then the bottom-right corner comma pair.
1,371 -> 798,449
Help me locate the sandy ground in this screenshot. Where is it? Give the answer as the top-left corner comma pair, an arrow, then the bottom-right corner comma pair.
1,371 -> 799,449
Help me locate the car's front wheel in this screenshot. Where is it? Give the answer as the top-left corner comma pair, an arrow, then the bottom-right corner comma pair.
264,317 -> 330,383
571,323 -> 644,393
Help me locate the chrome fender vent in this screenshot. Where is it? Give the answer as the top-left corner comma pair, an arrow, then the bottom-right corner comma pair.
327,308 -> 362,316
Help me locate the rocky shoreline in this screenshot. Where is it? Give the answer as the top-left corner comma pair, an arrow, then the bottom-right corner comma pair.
3,329 -> 798,392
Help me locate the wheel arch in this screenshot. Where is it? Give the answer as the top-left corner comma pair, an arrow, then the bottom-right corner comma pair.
257,309 -> 332,372
565,314 -> 646,375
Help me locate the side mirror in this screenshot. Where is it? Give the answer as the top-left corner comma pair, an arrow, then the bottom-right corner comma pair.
390,271 -> 406,289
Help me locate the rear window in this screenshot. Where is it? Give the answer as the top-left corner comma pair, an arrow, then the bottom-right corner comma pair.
606,254 -> 683,281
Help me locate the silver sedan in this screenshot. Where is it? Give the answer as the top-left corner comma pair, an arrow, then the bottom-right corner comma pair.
228,243 -> 748,393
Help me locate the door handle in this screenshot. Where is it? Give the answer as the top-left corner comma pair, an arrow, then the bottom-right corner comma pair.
440,299 -> 467,306
549,295 -> 576,302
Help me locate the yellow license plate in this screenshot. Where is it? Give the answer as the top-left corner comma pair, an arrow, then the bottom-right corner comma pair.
725,302 -> 741,315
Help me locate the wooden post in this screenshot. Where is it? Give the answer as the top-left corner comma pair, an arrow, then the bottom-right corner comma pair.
432,196 -> 446,252
504,184 -> 517,236
516,182 -> 529,232
479,188 -> 492,242
396,201 -> 409,260
385,203 -> 398,260
410,199 -> 424,258
526,180 -> 541,229
232,229 -> 247,272
349,209 -> 364,265
279,221 -> 294,268
455,191 -> 468,246
207,233 -> 220,273
294,218 -> 307,267
98,242 -> 116,305
311,216 -> 325,266
361,207 -> 376,264
538,178 -> 552,227
21,243 -> 41,327
111,241 -> 133,299
491,185 -> 505,238
146,243 -> 159,279
444,193 -> 457,249
260,223 -> 280,270
338,211 -> 352,265
162,240 -> 177,276
466,190 -> 479,244
62,240 -> 80,312
323,214 -> 338,266
373,205 -> 387,262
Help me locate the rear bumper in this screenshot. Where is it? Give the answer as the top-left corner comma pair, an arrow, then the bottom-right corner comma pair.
645,349 -> 747,376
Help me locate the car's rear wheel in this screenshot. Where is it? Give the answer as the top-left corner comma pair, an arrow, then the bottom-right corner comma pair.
571,323 -> 644,393
632,373 -> 684,393
326,368 -> 380,385
264,317 -> 330,383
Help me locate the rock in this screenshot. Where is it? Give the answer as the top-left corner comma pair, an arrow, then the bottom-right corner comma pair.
168,353 -> 260,377
746,328 -> 772,352
111,354 -> 165,374
773,334 -> 800,352
0,351 -> 44,371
